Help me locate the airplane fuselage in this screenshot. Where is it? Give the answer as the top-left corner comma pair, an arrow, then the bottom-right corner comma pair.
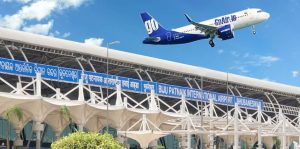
142,8 -> 270,46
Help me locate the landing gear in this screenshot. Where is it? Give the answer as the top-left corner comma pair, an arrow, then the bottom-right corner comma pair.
252,25 -> 256,35
209,39 -> 215,47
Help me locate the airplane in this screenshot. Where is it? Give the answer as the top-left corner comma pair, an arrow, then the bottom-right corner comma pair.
140,8 -> 270,47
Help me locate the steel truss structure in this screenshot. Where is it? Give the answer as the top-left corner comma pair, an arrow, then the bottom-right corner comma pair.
0,38 -> 300,149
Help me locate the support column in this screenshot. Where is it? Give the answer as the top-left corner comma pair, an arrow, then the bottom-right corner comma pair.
141,114 -> 147,131
16,82 -> 22,94
78,79 -> 84,101
148,139 -> 158,148
123,97 -> 128,108
180,95 -> 188,114
56,88 -> 61,100
36,72 -> 42,96
257,105 -> 262,149
209,99 -> 214,149
115,83 -> 123,106
78,124 -> 84,131
149,90 -> 158,111
33,121 -> 44,149
187,119 -> 191,149
280,109 -> 286,149
90,93 -> 96,104
54,131 -> 60,140
233,103 -> 239,149
179,95 -> 191,149
14,129 -> 23,148
117,133 -> 125,145
298,111 -> 300,148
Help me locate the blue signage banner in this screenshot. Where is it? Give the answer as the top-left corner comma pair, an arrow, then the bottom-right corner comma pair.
0,57 -> 263,109
35,64 -> 59,80
83,71 -> 106,86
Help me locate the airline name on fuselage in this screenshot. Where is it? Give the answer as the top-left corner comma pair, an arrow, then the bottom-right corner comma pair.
214,15 -> 237,26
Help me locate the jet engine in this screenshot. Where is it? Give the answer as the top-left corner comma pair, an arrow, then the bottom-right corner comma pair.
217,24 -> 234,40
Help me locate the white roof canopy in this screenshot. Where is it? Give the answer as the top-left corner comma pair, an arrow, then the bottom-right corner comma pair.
0,27 -> 299,96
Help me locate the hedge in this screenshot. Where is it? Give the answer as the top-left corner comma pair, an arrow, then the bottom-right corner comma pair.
51,132 -> 125,149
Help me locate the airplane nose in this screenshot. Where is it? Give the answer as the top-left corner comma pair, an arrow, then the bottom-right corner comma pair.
264,12 -> 270,20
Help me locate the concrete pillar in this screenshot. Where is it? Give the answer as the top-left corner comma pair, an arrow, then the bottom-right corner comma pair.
233,103 -> 239,149
54,131 -> 60,140
14,129 -> 23,148
123,97 -> 128,108
90,93 -> 96,104
33,122 -> 44,149
187,120 -> 191,149
149,90 -> 158,111
16,82 -> 22,94
148,139 -> 158,148
279,109 -> 287,149
115,84 -> 123,106
78,79 -> 84,101
209,99 -> 214,149
257,105 -> 262,149
264,137 -> 274,149
36,72 -> 42,96
179,134 -> 188,149
223,135 -> 234,148
201,134 -> 210,149
116,134 -> 125,145
298,111 -> 300,149
240,136 -> 256,149
178,96 -> 192,149
78,124 -> 84,131
56,88 -> 61,100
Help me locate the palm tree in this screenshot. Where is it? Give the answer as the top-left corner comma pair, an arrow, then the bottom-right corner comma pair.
272,137 -> 281,149
59,106 -> 76,134
5,106 -> 23,149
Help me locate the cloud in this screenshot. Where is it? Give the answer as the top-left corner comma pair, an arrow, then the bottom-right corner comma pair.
0,0 -> 88,35
292,71 -> 299,78
229,66 -> 249,74
84,38 -> 104,47
62,32 -> 71,38
228,51 -> 280,74
3,0 -> 31,3
258,56 -> 280,64
49,30 -> 71,38
230,51 -> 240,57
217,49 -> 224,54
22,20 -> 53,35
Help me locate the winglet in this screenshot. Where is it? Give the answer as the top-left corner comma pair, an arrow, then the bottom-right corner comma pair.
184,14 -> 193,23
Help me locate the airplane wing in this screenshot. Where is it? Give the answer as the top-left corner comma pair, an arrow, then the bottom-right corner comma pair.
184,14 -> 217,35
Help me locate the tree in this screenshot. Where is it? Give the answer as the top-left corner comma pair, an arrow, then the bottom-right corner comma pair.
59,105 -> 77,133
51,132 -> 125,149
5,106 -> 23,149
272,137 -> 281,149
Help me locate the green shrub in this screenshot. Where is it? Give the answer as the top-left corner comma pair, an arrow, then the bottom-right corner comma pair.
51,132 -> 125,149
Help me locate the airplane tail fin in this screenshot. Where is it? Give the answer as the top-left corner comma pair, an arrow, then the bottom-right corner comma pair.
140,12 -> 168,37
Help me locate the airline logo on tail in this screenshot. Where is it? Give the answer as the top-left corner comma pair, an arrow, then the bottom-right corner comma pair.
144,18 -> 159,34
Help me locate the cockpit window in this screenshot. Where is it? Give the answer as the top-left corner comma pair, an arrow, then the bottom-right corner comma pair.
257,10 -> 263,13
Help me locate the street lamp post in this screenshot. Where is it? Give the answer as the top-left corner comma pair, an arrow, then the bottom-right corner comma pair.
106,41 -> 120,133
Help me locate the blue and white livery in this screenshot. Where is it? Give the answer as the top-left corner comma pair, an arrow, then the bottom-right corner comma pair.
141,8 -> 270,47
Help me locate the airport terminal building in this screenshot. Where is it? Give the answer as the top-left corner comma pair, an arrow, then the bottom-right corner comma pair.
0,27 -> 300,149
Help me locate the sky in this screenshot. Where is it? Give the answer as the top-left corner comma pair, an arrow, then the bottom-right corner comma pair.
0,0 -> 299,86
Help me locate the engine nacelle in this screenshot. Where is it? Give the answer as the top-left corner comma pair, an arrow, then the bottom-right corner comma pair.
217,24 -> 234,40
